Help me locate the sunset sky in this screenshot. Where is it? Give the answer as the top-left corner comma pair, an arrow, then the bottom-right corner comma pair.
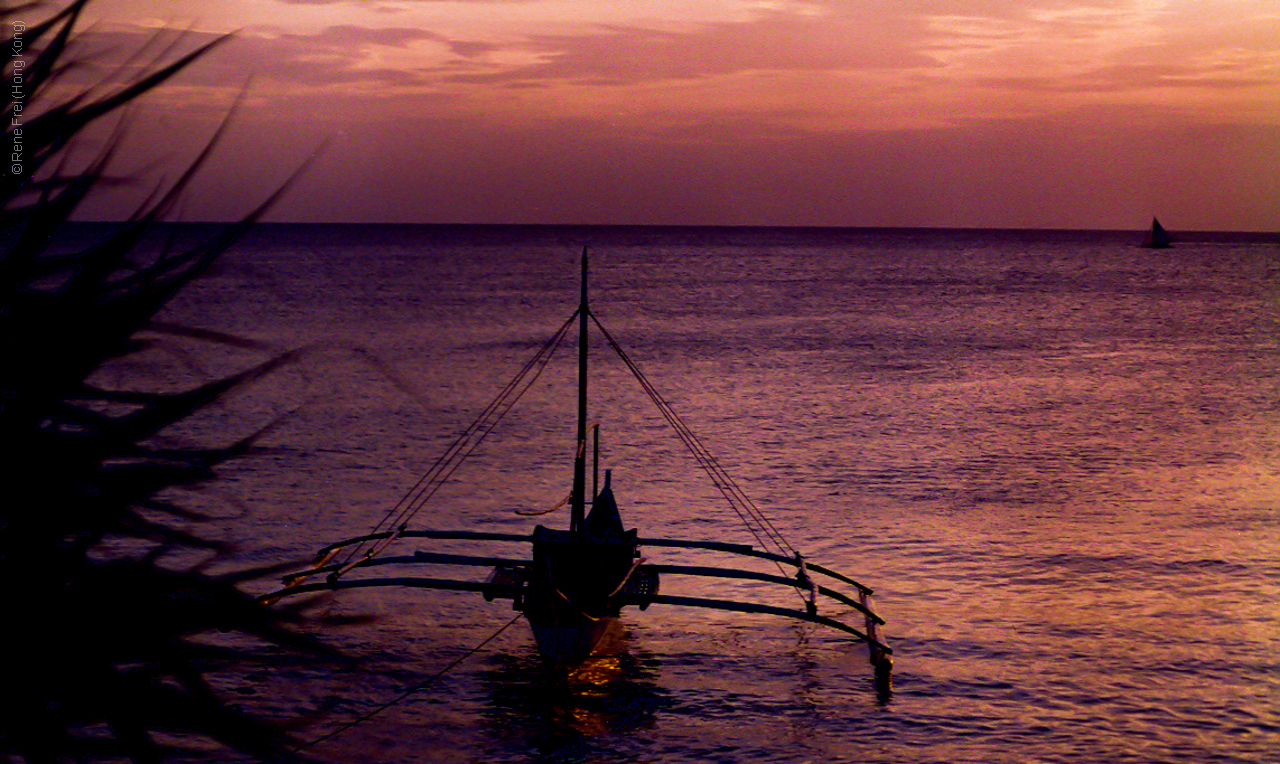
56,1 -> 1280,230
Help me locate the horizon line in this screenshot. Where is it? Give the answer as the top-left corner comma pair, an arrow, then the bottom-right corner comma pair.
63,219 -> 1280,237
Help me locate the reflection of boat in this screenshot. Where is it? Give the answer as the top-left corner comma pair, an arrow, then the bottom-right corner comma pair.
270,251 -> 893,692
1141,217 -> 1174,248
480,649 -> 665,758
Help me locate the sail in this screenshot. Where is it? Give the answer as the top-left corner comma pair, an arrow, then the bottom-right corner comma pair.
584,470 -> 627,538
1141,217 -> 1173,248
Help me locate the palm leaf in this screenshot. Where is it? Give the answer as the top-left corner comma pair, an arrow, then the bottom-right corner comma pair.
2,3 -> 336,761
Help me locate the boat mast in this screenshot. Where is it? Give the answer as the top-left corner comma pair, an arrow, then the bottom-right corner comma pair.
571,248 -> 589,535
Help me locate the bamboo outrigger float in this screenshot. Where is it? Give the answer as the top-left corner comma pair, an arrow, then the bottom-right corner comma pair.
272,251 -> 893,692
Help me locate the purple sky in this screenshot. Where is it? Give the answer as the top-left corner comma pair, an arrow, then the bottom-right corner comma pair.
45,1 -> 1280,230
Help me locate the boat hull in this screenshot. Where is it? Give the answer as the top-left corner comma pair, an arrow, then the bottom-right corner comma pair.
523,524 -> 636,663
529,616 -> 623,663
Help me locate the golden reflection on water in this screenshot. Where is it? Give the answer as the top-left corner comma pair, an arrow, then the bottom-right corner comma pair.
567,654 -> 625,687
561,654 -> 629,736
477,628 -> 668,760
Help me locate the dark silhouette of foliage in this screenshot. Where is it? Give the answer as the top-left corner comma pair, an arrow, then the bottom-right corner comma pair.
2,2 -> 331,761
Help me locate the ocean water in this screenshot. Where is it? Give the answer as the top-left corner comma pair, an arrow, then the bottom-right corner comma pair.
150,224 -> 1278,763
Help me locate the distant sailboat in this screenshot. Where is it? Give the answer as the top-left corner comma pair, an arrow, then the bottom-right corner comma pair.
1141,217 -> 1173,248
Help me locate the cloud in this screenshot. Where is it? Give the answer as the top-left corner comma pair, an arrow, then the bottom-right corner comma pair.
57,1 -> 1280,143
446,10 -> 935,88
225,24 -> 506,89
304,24 -> 435,47
975,62 -> 1272,95
50,0 -> 1280,231
60,23 -> 453,94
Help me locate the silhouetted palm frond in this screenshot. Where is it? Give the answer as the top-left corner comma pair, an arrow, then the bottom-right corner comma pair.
2,2 -> 331,761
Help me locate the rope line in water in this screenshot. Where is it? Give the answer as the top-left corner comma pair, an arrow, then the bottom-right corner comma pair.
277,613 -> 523,761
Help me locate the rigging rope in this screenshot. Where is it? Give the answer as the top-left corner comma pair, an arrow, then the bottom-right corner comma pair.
588,313 -> 798,561
336,312 -> 579,570
515,491 -> 571,516
336,305 -> 802,587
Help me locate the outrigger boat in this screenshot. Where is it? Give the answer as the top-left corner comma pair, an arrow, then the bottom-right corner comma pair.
271,252 -> 894,692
